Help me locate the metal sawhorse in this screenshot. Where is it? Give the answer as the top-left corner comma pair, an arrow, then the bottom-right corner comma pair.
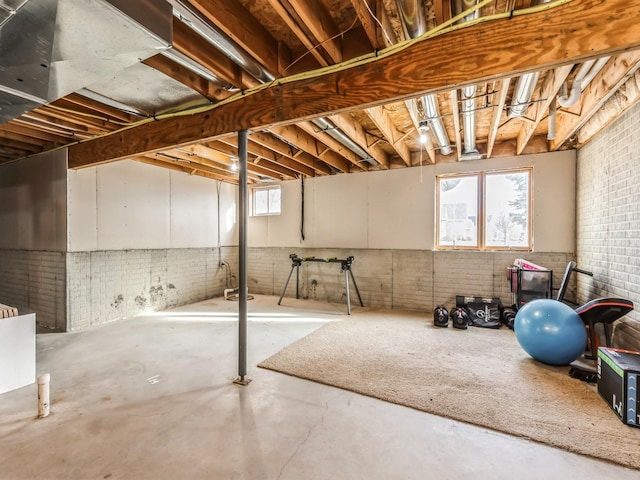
277,253 -> 364,314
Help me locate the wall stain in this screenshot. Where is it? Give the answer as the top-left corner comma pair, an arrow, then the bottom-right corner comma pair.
135,295 -> 147,308
110,294 -> 124,308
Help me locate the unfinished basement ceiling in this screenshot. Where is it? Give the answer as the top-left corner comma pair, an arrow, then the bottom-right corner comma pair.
1,0 -> 639,185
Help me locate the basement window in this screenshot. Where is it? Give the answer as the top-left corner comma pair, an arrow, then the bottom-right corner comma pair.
436,168 -> 531,251
252,185 -> 281,216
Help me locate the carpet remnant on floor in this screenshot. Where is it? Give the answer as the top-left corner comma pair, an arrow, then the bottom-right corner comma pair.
259,313 -> 640,470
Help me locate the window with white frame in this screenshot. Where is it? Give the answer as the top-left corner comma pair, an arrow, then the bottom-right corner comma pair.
252,185 -> 281,216
436,168 -> 531,250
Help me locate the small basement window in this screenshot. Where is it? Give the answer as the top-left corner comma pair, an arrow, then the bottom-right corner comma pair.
252,185 -> 281,216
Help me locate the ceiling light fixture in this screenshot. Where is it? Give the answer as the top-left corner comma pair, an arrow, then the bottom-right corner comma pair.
418,121 -> 429,144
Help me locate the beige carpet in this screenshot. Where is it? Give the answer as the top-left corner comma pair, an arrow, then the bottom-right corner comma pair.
259,311 -> 640,470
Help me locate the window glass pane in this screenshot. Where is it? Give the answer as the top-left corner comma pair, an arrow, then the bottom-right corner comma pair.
439,176 -> 478,247
254,189 -> 269,215
485,171 -> 529,247
268,187 -> 281,214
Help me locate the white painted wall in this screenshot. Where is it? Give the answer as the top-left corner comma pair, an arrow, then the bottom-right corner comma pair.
67,160 -> 238,251
0,150 -> 67,251
249,150 -> 576,252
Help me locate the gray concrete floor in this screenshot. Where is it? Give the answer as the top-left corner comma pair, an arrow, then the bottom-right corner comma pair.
0,295 -> 638,480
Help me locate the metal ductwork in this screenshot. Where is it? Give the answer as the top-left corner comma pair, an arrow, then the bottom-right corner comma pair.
312,117 -> 376,166
396,0 -> 452,155
453,0 -> 481,160
508,72 -> 539,118
0,0 -> 173,125
165,0 -> 274,84
168,0 -> 378,166
507,0 -> 551,119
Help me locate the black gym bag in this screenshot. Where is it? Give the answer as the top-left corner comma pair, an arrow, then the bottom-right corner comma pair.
466,301 -> 502,329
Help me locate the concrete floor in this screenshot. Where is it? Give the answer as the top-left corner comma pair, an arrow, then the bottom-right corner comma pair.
0,295 -> 638,480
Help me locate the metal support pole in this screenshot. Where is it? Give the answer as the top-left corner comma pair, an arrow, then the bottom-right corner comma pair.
234,129 -> 251,386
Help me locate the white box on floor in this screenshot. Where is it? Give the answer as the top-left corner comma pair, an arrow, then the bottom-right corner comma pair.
0,312 -> 36,395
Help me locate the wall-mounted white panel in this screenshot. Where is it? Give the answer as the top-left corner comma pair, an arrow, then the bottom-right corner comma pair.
0,150 -> 67,251
248,150 -> 575,252
367,168 -> 432,249
310,173 -> 369,248
68,160 -> 239,251
218,181 -> 238,246
169,171 -> 218,248
68,168 -> 97,251
96,161 -> 171,250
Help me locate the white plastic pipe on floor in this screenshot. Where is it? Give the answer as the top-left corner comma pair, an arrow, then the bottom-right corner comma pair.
37,373 -> 50,418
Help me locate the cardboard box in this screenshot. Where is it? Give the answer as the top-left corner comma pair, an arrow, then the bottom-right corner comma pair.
597,347 -> 640,427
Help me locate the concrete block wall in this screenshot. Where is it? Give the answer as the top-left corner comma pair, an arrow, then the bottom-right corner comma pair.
0,250 -> 66,330
249,247 -> 574,314
66,247 -> 237,331
577,101 -> 640,351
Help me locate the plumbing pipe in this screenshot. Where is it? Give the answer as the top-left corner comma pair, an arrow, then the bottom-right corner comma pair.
37,373 -> 50,418
557,57 -> 610,108
547,98 -> 556,140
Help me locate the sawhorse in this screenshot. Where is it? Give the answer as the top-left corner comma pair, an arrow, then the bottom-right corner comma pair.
277,253 -> 364,314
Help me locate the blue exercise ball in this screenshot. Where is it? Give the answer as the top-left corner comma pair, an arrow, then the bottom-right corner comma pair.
514,299 -> 587,366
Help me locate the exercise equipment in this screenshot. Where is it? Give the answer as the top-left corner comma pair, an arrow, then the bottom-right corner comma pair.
556,261 -> 634,381
450,306 -> 469,329
433,306 -> 449,327
278,254 -> 364,314
514,299 -> 587,366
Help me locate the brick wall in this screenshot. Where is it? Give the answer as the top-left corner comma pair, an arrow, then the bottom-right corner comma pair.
249,247 -> 573,314
0,250 -> 66,330
65,247 -> 237,331
577,101 -> 640,350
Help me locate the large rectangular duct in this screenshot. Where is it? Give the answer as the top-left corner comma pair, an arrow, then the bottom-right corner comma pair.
0,0 -> 172,124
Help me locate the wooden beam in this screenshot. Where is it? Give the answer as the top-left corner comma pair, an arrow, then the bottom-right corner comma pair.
69,0 -> 640,168
349,0 -> 379,50
269,125 -> 353,173
267,0 -> 329,68
286,0 -> 343,64
449,90 -> 462,161
486,78 -> 510,158
516,65 -> 573,154
550,50 -> 640,150
143,54 -> 234,102
250,131 -> 331,175
172,17 -> 253,89
187,0 -> 287,78
328,113 -> 389,168
365,105 -> 411,166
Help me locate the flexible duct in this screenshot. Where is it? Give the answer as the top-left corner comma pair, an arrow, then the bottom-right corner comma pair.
453,0 -> 480,160
396,0 -> 452,155
507,0 -> 551,118
508,72 -> 539,118
312,117 -> 376,165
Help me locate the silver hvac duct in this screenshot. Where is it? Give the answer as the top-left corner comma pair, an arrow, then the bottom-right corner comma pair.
312,117 -> 376,166
0,0 -> 172,124
453,0 -> 481,160
166,0 -> 377,166
396,0 -> 452,155
165,0 -> 274,83
507,0 -> 551,118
